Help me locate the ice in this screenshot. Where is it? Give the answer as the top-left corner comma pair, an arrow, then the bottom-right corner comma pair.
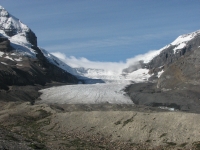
39,67 -> 150,104
39,83 -> 133,104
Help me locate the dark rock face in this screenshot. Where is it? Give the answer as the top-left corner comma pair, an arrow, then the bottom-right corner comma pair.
25,30 -> 37,46
4,29 -> 37,47
125,31 -> 200,113
147,34 -> 200,74
0,40 -> 78,90
0,37 -> 12,52
155,34 -> 200,88
125,83 -> 200,113
158,46 -> 200,88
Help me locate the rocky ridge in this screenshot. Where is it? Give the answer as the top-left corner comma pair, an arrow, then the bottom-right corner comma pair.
126,30 -> 200,112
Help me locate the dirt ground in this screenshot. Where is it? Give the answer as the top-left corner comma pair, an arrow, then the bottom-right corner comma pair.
0,101 -> 200,150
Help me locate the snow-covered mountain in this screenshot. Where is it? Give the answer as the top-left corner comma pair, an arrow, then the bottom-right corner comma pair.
68,30 -> 200,84
0,6 -> 78,90
1,5 -> 200,88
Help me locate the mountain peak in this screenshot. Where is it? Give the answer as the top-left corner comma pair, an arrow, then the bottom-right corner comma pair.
0,5 -> 37,46
0,5 -> 29,36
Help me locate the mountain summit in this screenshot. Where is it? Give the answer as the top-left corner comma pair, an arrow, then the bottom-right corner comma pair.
0,5 -> 78,92
0,5 -> 37,46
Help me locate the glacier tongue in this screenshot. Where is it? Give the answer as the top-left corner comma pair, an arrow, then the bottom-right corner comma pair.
39,82 -> 133,104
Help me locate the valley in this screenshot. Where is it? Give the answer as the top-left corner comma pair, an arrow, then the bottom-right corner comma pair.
1,4 -> 200,150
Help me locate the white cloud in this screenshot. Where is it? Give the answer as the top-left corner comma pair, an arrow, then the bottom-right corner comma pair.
51,52 -> 125,73
51,48 -> 161,73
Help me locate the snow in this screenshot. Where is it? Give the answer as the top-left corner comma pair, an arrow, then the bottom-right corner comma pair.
171,30 -> 200,53
0,51 -> 4,57
173,43 -> 186,52
1,62 -> 8,65
126,68 -> 150,82
10,42 -> 36,58
10,34 -> 32,47
16,64 -> 23,66
4,56 -> 14,61
40,48 -> 79,76
159,106 -> 175,111
157,70 -> 164,78
0,5 -> 36,58
0,6 -> 29,33
39,82 -> 133,104
14,58 -> 22,61
130,45 -> 170,64
140,50 -> 163,63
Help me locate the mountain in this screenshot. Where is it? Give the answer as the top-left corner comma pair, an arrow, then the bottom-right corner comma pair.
155,31 -> 200,88
61,29 -> 200,86
0,6 -> 78,91
125,30 -> 200,112
122,30 -> 200,82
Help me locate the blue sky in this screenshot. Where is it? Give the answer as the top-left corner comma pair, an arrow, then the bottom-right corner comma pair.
1,1 -> 200,62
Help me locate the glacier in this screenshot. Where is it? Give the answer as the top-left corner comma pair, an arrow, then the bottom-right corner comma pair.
1,5 -> 200,105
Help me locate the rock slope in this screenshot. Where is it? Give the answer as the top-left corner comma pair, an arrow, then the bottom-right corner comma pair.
126,30 -> 200,112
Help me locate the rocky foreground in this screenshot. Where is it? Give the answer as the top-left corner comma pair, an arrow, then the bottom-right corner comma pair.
0,98 -> 200,150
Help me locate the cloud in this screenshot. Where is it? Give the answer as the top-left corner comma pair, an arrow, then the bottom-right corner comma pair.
51,49 -> 161,73
51,52 -> 125,73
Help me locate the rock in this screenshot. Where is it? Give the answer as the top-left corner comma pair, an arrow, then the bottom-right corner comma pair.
0,37 -> 12,52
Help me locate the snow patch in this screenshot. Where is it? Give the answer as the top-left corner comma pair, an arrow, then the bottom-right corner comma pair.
171,30 -> 200,53
14,57 -> 22,61
157,70 -> 164,78
126,68 -> 150,82
4,56 -> 14,61
1,62 -> 8,65
159,106 -> 175,111
173,43 -> 186,53
10,43 -> 36,58
16,64 -> 23,66
0,51 -> 4,57
10,33 -> 32,48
